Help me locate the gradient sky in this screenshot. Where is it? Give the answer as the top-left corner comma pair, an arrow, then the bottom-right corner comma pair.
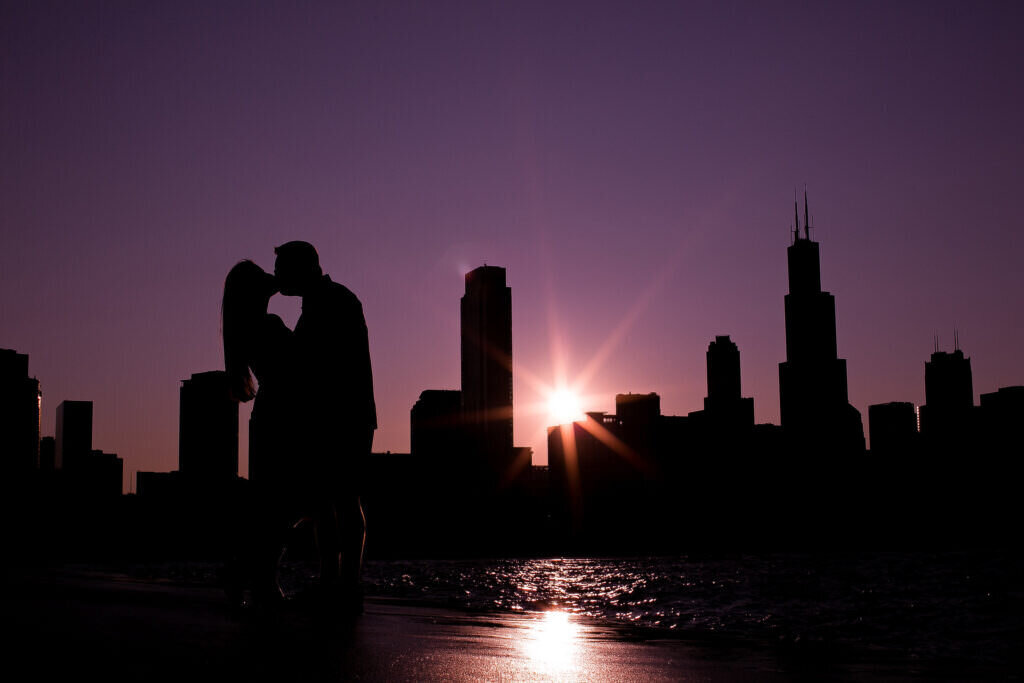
3,1 -> 1023,490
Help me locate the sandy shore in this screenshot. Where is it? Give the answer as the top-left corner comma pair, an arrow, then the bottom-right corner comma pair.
11,565 -> 991,681
8,566 -> 802,682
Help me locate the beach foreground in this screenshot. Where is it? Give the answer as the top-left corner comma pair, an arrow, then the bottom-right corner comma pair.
10,565 -> 1005,681
7,567 -> 806,682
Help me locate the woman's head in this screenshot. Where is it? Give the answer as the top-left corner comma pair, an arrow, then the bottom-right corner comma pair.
222,260 -> 277,401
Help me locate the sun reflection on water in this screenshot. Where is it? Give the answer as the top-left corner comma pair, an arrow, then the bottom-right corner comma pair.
522,610 -> 581,675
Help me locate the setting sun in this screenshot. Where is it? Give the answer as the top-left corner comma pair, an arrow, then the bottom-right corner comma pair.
548,388 -> 584,426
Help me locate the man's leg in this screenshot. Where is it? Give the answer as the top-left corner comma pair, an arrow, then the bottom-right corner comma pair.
339,494 -> 366,591
252,487 -> 288,608
341,429 -> 372,596
313,495 -> 342,596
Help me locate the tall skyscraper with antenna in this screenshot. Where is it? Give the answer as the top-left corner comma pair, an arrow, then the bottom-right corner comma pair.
778,193 -> 864,454
919,334 -> 974,447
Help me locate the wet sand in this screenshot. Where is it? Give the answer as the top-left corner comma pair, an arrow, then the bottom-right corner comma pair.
12,566 -> 980,681
8,567 -> 801,682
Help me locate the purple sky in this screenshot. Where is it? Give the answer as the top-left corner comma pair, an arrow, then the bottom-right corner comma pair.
3,1 -> 1023,490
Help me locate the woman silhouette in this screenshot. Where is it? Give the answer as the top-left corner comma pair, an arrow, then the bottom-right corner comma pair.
222,260 -> 298,609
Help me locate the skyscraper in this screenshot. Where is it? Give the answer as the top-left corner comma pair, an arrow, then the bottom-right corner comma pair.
703,336 -> 754,431
979,386 -> 1024,430
410,389 -> 463,463
868,401 -> 918,455
923,348 -> 973,414
56,400 -> 92,471
979,385 -> 1024,455
919,341 -> 974,446
615,392 -> 661,427
82,449 -> 124,498
778,194 -> 864,453
39,435 -> 55,472
0,348 -> 40,474
460,265 -> 513,483
179,371 -> 238,486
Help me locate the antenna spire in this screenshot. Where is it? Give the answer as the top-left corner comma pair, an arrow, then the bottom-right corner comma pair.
803,188 -> 810,241
954,328 -> 959,351
794,192 -> 800,242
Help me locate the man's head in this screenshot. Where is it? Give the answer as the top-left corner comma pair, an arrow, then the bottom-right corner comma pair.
274,241 -> 322,296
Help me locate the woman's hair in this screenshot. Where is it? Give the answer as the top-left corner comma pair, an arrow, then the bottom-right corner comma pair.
222,260 -> 273,402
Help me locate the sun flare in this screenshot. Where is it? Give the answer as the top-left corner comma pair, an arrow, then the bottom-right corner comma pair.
548,388 -> 584,425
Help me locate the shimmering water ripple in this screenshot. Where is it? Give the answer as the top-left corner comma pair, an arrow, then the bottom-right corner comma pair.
108,549 -> 1022,670
362,551 -> 1023,667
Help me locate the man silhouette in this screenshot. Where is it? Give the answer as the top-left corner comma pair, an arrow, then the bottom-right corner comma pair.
274,241 -> 376,612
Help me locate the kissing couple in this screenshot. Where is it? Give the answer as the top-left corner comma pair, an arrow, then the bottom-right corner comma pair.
221,241 -> 376,615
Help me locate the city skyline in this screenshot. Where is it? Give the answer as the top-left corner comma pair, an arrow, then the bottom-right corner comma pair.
3,2 -> 1023,485
7,225 -> 1021,489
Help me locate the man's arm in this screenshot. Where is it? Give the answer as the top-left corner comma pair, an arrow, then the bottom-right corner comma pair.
352,298 -> 377,433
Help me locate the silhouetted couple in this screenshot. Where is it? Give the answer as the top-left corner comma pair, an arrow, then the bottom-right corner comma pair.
222,241 -> 376,616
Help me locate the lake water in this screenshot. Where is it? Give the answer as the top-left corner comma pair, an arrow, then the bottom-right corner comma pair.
107,548 -> 1023,675
358,550 -> 1022,673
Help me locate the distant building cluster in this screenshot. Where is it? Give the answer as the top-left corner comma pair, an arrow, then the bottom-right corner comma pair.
364,265 -> 537,554
1,349 -> 123,501
3,196 -> 1021,557
0,346 -> 241,506
411,265 -> 531,481
541,197 -> 1022,549
135,371 -> 238,502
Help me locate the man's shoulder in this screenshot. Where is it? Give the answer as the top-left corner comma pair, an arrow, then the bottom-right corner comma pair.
303,276 -> 364,325
321,276 -> 363,310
